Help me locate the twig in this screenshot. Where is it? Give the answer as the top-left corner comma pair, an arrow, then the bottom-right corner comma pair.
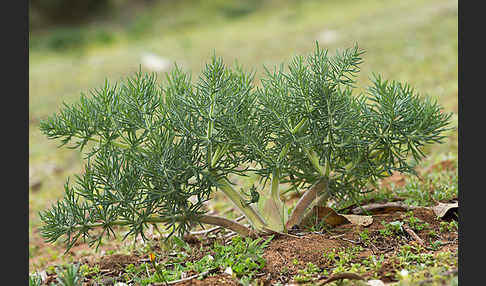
315,272 -> 365,285
351,202 -> 417,215
340,237 -> 361,245
224,231 -> 238,239
99,269 -> 116,276
369,241 -> 380,254
403,225 -> 425,246
329,233 -> 346,239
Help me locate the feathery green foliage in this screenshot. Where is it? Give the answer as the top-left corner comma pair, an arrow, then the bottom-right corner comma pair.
39,43 -> 451,251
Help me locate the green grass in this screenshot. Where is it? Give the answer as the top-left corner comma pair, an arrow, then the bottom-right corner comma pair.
29,0 -> 458,279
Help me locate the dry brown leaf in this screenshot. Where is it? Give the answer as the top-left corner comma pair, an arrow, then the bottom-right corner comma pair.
300,206 -> 347,227
430,201 -> 458,219
300,206 -> 373,228
341,214 -> 373,227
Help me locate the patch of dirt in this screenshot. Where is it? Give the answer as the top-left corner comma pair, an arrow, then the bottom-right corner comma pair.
175,273 -> 239,286
31,208 -> 458,285
263,234 -> 345,281
29,226 -> 130,273
258,207 -> 457,285
96,254 -> 140,272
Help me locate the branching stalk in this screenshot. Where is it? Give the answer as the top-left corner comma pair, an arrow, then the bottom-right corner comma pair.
211,144 -> 229,168
214,175 -> 267,231
304,149 -> 326,177
197,215 -> 252,237
285,176 -> 329,229
69,215 -> 253,237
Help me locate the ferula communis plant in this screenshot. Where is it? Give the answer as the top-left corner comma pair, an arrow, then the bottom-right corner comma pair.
39,43 -> 451,250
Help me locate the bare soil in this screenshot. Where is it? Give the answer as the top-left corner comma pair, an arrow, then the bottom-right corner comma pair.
33,206 -> 456,285
176,274 -> 240,286
256,207 -> 457,285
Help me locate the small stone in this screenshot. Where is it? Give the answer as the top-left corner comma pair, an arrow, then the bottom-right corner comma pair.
367,280 -> 386,286
224,266 -> 233,275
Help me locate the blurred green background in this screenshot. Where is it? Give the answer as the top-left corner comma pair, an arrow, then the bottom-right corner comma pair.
29,0 -> 458,272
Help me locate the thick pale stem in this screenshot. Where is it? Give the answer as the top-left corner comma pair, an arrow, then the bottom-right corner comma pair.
197,215 -> 252,237
149,215 -> 253,237
261,168 -> 286,232
215,176 -> 267,231
304,149 -> 326,177
285,176 -> 328,229
274,117 -> 330,230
